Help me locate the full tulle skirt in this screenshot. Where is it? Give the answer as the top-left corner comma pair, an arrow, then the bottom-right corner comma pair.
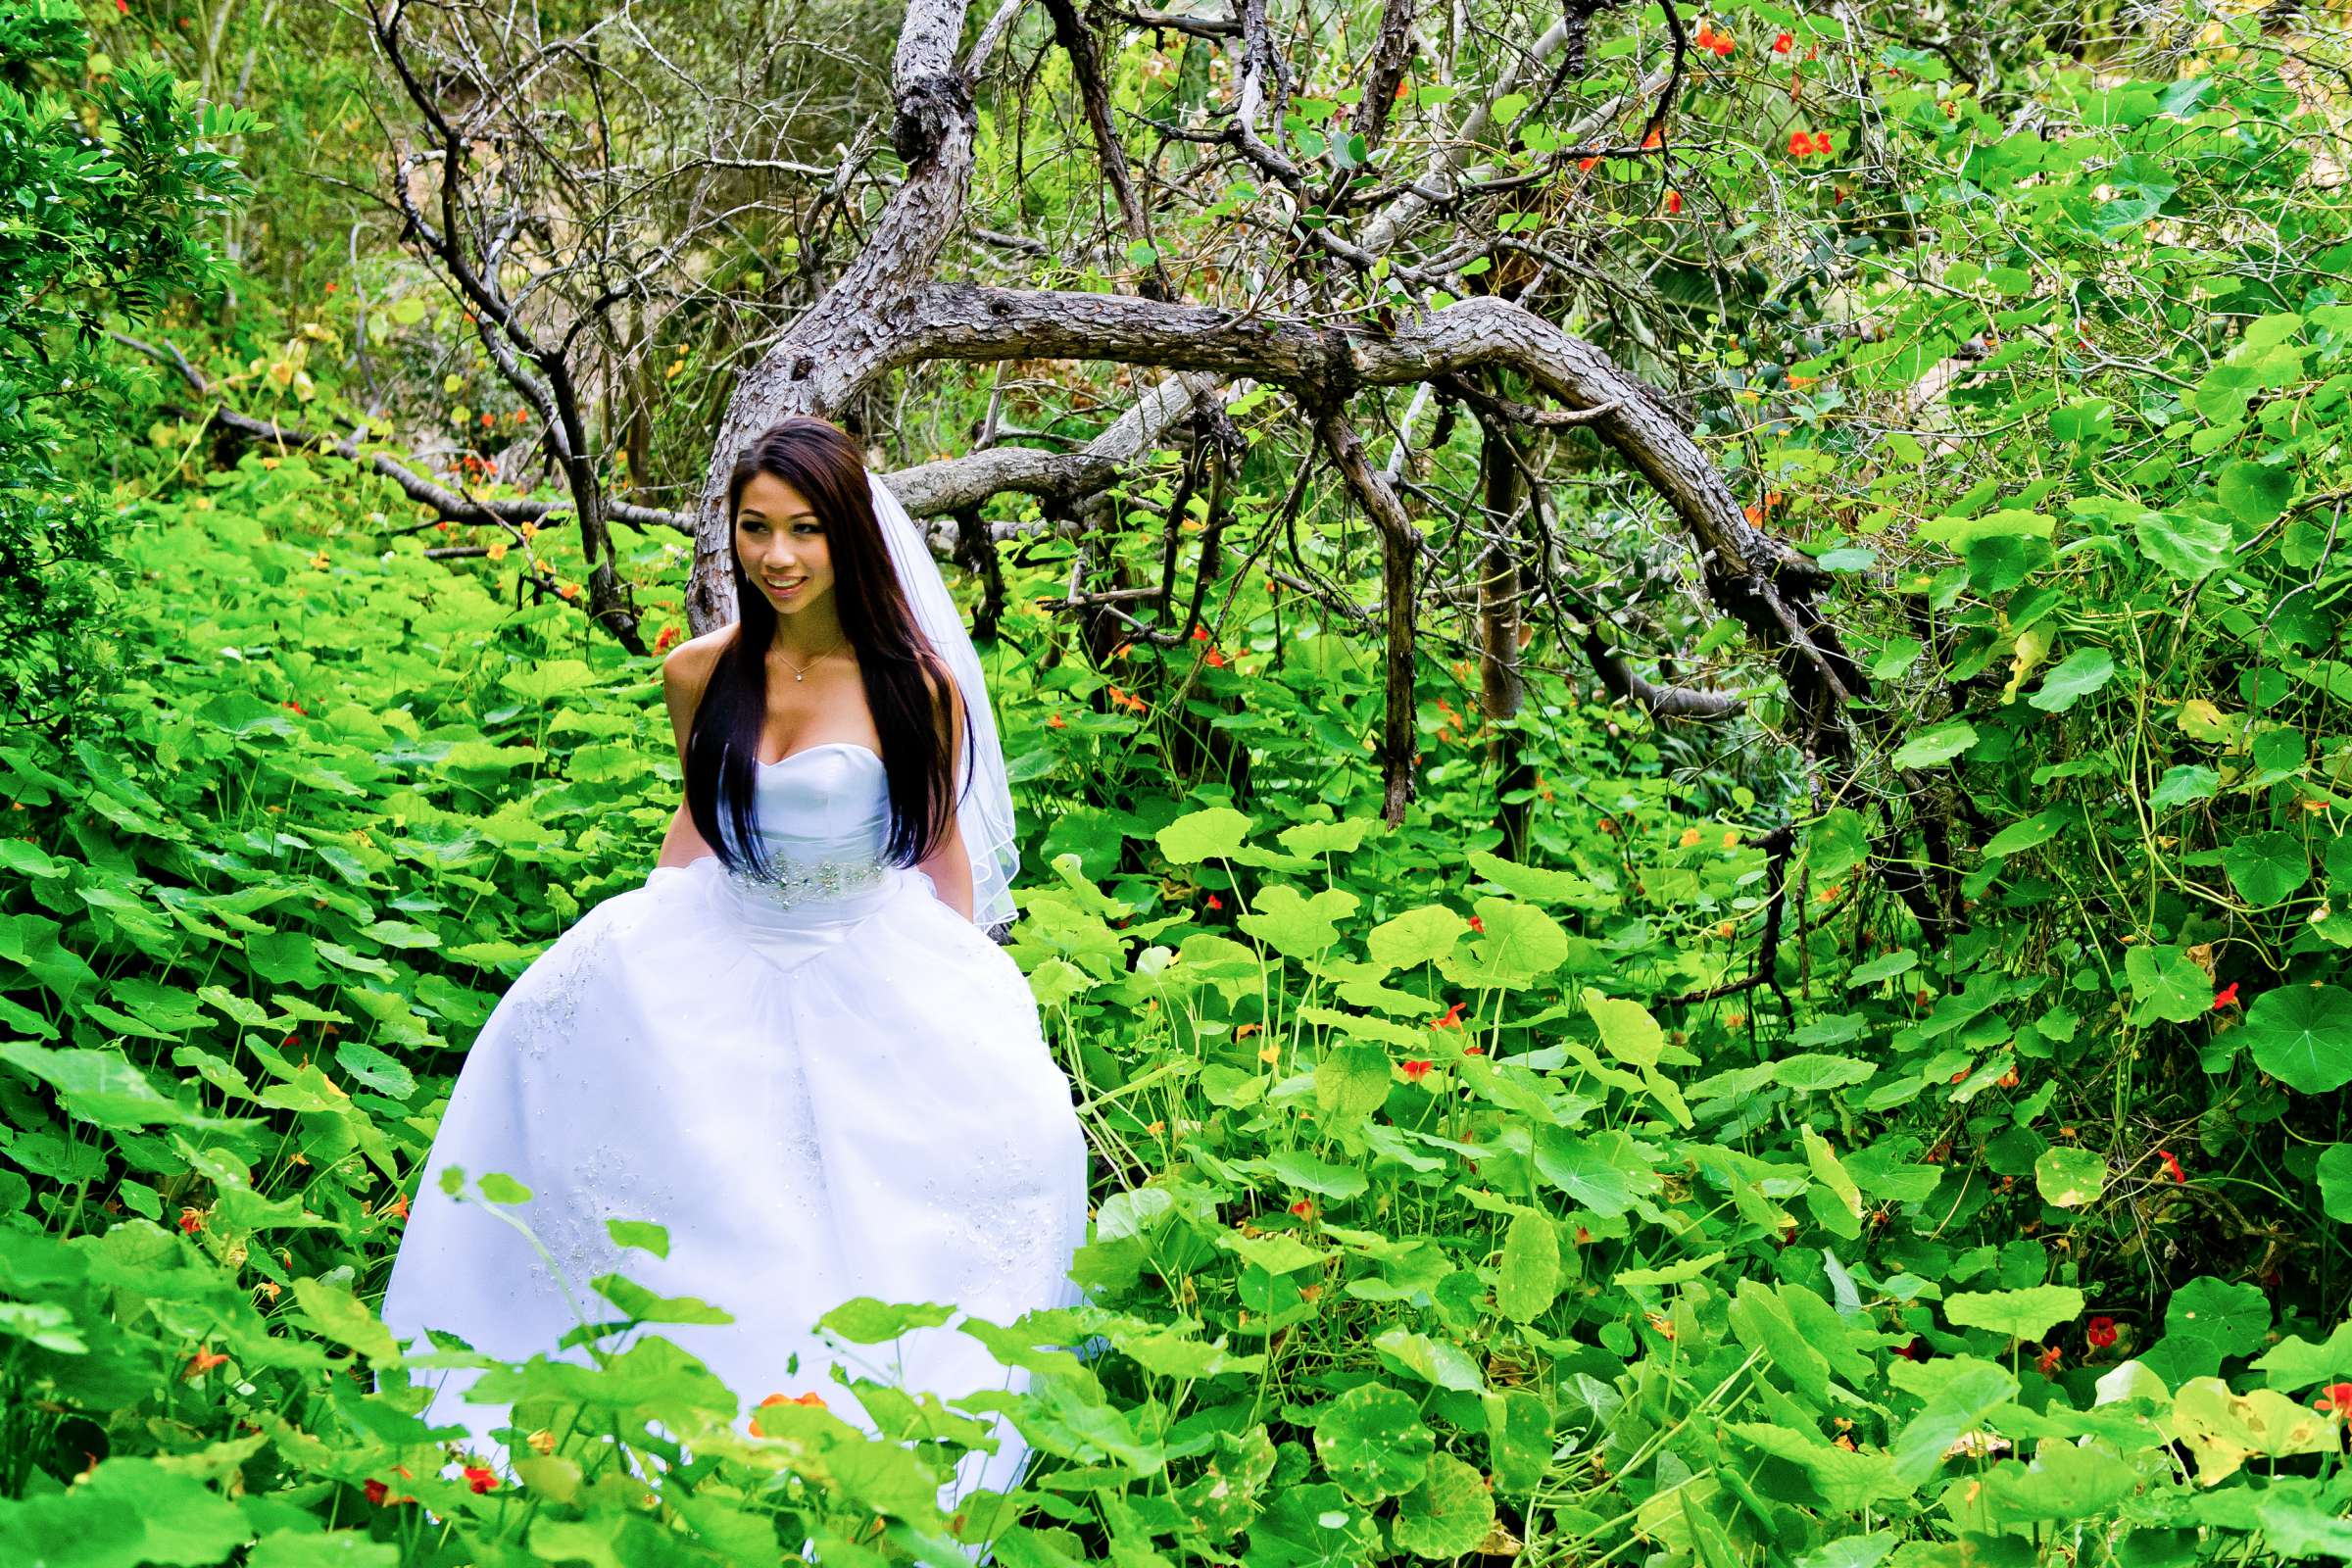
374,855 -> 1092,1532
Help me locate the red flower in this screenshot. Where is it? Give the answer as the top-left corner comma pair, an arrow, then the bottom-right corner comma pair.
1664,189 -> 1683,216
1773,31 -> 1793,52
2085,1316 -> 2118,1349
1788,129 -> 1814,157
1047,712 -> 1066,729
2034,1344 -> 2063,1375
1191,625 -> 1209,641
1811,132 -> 1834,156
1711,36 -> 1734,57
325,281 -> 339,293
2213,982 -> 2239,1010
1577,155 -> 1598,172
284,700 -> 308,716
1289,1199 -> 1315,1219
177,1206 -> 205,1235
1204,894 -> 1223,910
2156,1149 -> 2185,1184
653,624 -> 681,656
2318,1382 -> 2352,1415
1463,1044 -> 1485,1055
1400,1059 -> 1433,1082
1204,650 -> 1226,668
1898,1337 -> 1932,1362
364,1479 -> 390,1506
462,1464 -> 500,1494
1467,914 -> 1485,934
1432,1001 -> 1466,1029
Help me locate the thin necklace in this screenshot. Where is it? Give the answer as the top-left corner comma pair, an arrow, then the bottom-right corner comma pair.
775,632 -> 844,683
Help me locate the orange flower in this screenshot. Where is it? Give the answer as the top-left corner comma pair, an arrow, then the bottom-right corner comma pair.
1289,1199 -> 1315,1219
1773,31 -> 1793,52
1047,712 -> 1066,729
2318,1382 -> 2352,1415
184,1347 -> 228,1379
1204,894 -> 1224,911
2034,1344 -> 2062,1375
1204,650 -> 1226,668
1664,189 -> 1684,216
1400,1059 -> 1433,1082
652,623 -> 679,654
462,1465 -> 500,1494
1463,1044 -> 1485,1056
1191,625 -> 1209,641
177,1206 -> 205,1235
1467,914 -> 1485,934
1788,129 -> 1814,157
486,540 -> 510,562
1577,155 -> 1598,172
386,1191 -> 410,1221
1432,1001 -> 1466,1029
1641,126 -> 1664,150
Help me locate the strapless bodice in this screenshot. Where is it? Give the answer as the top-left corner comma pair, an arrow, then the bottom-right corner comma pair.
708,743 -> 903,918
726,742 -> 891,863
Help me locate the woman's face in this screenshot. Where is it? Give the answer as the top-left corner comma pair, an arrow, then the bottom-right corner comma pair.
734,471 -> 835,618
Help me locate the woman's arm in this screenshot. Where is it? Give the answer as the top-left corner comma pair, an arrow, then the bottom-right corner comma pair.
914,662 -> 977,923
656,632 -> 724,870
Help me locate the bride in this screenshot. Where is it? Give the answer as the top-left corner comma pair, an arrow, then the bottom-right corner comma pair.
374,416 -> 1093,1541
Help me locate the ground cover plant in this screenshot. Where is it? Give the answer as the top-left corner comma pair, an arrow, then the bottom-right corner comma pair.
9,0 -> 2352,1564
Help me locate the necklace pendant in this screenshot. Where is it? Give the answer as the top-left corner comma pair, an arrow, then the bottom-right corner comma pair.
794,671 -> 805,682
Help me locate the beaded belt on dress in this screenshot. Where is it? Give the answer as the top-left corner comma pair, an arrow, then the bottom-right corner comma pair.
722,854 -> 891,909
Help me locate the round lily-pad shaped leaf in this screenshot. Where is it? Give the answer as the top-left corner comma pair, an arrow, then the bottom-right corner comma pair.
1312,1383 -> 1434,1500
1945,1285 -> 2086,1341
2222,831 -> 2310,907
1156,807 -> 1254,863
2034,1147 -> 2106,1208
2245,984 -> 2352,1094
1391,1452 -> 1496,1559
2318,1144 -> 2352,1224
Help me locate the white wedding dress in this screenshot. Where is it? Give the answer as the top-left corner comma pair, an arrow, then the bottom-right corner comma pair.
375,741 -> 1092,1526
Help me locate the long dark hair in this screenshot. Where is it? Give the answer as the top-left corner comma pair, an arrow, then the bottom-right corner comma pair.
686,417 -> 966,878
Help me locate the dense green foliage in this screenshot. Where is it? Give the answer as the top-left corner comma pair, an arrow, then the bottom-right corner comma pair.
10,1 -> 2352,1566
0,0 -> 258,732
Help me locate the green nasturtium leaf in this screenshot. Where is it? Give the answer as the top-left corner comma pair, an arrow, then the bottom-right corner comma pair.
1945,1285 -> 2086,1341
2135,509 -> 2233,581
1366,906 -> 1465,971
2244,984 -> 2352,1094
1494,1210 -> 1560,1322
1582,989 -> 1663,1068
2027,648 -> 2116,713
2150,764 -> 2220,810
2216,458 -> 2297,526
2126,944 -> 2211,1024
1890,721 -> 1980,770
2317,1145 -> 2352,1224
1312,1383 -> 1433,1500
2222,831 -> 2310,907
2034,1147 -> 2106,1208
815,1297 -> 956,1343
1156,808 -> 1254,863
1391,1453 -> 1495,1559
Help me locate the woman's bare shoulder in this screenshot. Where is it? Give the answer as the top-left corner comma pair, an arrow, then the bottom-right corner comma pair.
662,625 -> 736,699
